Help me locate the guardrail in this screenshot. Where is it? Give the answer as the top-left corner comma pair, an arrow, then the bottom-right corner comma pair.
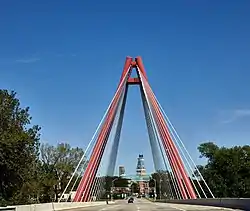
154,198 -> 250,211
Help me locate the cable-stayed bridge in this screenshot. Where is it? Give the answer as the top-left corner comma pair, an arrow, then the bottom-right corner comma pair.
2,57 -> 249,211
67,56 -> 212,202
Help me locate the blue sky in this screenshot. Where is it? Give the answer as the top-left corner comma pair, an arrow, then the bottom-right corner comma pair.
1,0 -> 250,175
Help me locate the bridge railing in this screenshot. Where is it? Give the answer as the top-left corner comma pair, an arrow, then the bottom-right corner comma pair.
153,198 -> 250,211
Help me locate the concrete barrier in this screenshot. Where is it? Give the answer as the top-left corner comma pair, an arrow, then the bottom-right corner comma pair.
156,198 -> 250,211
0,208 -> 15,211
0,201 -> 107,211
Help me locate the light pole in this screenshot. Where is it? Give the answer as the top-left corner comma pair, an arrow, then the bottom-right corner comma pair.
111,178 -> 118,201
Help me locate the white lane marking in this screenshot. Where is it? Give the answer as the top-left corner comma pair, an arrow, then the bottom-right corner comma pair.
135,204 -> 140,210
154,203 -> 186,211
168,205 -> 186,211
157,203 -> 239,211
98,204 -> 120,211
110,205 -> 121,209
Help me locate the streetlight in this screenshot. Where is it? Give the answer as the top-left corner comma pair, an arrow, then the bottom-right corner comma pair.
111,178 -> 119,201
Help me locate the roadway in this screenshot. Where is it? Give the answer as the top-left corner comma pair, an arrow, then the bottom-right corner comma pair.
70,198 -> 241,211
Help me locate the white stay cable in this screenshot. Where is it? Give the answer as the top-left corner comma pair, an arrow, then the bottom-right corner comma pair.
59,112 -> 106,202
106,82 -> 127,176
144,76 -> 214,198
154,93 -> 214,198
169,126 -> 206,198
91,162 -> 105,201
91,145 -> 107,201
140,75 -> 193,198
66,143 -> 96,202
144,91 -> 181,199
97,176 -> 105,200
97,175 -> 106,200
59,140 -> 96,202
150,113 -> 181,199
91,172 -> 103,201
76,66 -> 132,202
90,176 -> 98,201
142,79 -> 202,198
96,176 -> 105,200
94,175 -> 103,201
66,162 -> 86,203
59,65 -> 132,203
137,67 -> 183,199
89,78 -> 127,186
166,121 -> 202,197
169,125 -> 203,198
91,174 -> 103,201
138,69 -> 182,199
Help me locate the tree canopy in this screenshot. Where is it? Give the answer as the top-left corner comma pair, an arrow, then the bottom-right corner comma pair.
0,90 -> 86,205
0,90 -> 40,205
196,142 -> 250,198
150,170 -> 176,199
39,143 -> 86,202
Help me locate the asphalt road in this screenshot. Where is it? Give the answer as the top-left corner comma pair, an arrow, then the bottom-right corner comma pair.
74,198 -> 241,211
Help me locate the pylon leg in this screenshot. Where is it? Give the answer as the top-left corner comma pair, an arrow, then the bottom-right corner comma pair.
75,86 -> 124,202
145,93 -> 188,199
135,69 -> 188,199
74,62 -> 132,202
140,87 -> 163,171
72,56 -> 200,202
84,84 -> 128,202
142,74 -> 197,199
84,119 -> 114,202
106,85 -> 128,176
154,117 -> 188,199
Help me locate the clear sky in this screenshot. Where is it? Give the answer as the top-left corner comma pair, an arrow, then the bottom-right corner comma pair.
1,0 -> 250,176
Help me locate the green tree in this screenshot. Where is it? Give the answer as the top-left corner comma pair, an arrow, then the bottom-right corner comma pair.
151,170 -> 174,199
0,90 -> 40,206
130,182 -> 139,194
197,142 -> 250,198
103,176 -> 130,198
113,178 -> 130,188
39,143 -> 86,202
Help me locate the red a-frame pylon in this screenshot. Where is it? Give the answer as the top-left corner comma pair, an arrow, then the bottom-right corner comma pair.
73,56 -> 197,202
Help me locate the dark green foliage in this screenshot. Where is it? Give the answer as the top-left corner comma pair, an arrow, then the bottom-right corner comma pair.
0,90 -> 40,205
39,143 -> 86,202
130,182 -> 139,193
0,90 -> 86,205
196,142 -> 250,198
151,143 -> 250,199
150,170 -> 174,199
113,177 -> 130,188
103,176 -> 130,192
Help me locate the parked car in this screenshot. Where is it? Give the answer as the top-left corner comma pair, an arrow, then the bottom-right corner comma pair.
128,197 -> 134,203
